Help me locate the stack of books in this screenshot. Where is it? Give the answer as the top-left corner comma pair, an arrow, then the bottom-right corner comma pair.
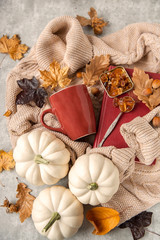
93,66 -> 160,164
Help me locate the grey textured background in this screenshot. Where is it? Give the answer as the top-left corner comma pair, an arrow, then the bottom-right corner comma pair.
1,0 -> 160,239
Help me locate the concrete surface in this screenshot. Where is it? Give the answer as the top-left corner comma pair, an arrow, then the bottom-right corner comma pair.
1,0 -> 160,239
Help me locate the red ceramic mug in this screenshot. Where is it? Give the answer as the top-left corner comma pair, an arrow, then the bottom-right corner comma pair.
40,84 -> 96,140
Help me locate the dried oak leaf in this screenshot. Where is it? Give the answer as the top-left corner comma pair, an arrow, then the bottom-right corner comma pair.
86,207 -> 120,235
149,87 -> 160,109
76,16 -> 91,26
83,54 -> 110,86
16,76 -> 47,108
0,35 -> 28,60
3,110 -> 12,117
1,182 -> 35,223
77,7 -> 108,35
1,198 -> 19,213
132,68 -> 154,109
119,211 -> 153,240
16,182 -> 35,223
0,150 -> 15,172
39,59 -> 71,90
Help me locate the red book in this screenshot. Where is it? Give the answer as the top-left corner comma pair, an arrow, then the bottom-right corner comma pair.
93,66 -> 160,164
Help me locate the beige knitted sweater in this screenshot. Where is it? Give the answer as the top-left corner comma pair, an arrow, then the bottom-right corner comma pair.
6,16 -> 160,224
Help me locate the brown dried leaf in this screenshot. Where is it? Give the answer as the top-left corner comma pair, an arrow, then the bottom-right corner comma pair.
92,17 -> 108,35
16,182 -> 35,223
3,110 -> 12,117
1,183 -> 35,223
0,150 -> 15,172
132,68 -> 156,109
119,211 -> 153,240
40,59 -> 71,90
149,88 -> 160,109
76,15 -> 92,26
0,35 -> 28,60
132,68 -> 153,90
83,54 -> 110,86
1,198 -> 19,213
88,7 -> 98,19
76,7 -> 108,35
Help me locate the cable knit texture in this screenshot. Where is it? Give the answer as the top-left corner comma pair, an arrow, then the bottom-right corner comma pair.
5,16 -> 160,224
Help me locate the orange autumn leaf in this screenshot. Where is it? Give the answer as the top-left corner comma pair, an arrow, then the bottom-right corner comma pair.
77,7 -> 108,35
83,54 -> 110,86
39,59 -> 71,90
86,207 -> 120,235
1,182 -> 35,223
0,35 -> 28,60
0,150 -> 15,172
3,110 -> 12,117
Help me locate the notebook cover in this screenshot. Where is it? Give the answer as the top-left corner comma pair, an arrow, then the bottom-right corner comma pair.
93,66 -> 160,164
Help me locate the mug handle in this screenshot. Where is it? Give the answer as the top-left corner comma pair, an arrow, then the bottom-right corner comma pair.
40,108 -> 67,135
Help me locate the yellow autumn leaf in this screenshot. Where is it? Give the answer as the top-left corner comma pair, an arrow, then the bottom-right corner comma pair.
0,150 -> 15,172
39,69 -> 58,90
86,207 -> 120,235
3,110 -> 12,117
39,59 -> 71,90
0,35 -> 28,60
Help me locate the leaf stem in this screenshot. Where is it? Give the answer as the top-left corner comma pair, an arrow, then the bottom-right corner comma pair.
146,228 -> 160,237
87,182 -> 98,190
34,155 -> 49,165
42,212 -> 61,232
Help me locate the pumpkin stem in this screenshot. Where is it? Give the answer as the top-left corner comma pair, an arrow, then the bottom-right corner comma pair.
42,212 -> 61,232
34,155 -> 49,165
87,182 -> 98,190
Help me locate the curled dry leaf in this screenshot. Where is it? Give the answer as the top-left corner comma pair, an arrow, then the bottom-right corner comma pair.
1,198 -> 19,213
0,35 -> 28,60
0,150 -> 15,172
86,207 -> 120,235
77,7 -> 108,35
1,182 -> 35,223
83,54 -> 110,86
3,110 -> 12,117
16,77 -> 48,108
119,211 -> 153,240
39,59 -> 71,90
132,67 -> 160,110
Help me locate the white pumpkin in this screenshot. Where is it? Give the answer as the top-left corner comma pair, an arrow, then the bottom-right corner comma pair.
32,186 -> 84,240
69,153 -> 119,206
13,129 -> 70,186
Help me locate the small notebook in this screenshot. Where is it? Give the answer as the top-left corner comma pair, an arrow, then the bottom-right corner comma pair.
93,66 -> 160,163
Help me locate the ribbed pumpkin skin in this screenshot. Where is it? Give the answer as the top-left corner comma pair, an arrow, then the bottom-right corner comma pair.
13,130 -> 70,186
32,186 -> 84,240
69,153 -> 120,206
